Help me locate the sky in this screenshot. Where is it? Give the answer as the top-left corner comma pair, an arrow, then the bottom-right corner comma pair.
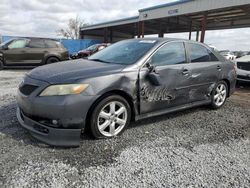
0,0 -> 250,51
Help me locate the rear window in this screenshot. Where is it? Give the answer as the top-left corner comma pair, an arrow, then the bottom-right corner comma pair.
188,43 -> 218,62
29,39 -> 46,48
45,40 -> 61,48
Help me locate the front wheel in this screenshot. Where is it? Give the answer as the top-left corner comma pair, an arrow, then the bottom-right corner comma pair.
211,81 -> 228,109
90,95 -> 131,139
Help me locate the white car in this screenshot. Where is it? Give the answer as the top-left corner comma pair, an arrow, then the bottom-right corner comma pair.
235,55 -> 250,83
220,51 -> 236,60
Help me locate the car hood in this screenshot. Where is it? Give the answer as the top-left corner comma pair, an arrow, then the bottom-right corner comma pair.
78,50 -> 91,54
27,59 -> 126,84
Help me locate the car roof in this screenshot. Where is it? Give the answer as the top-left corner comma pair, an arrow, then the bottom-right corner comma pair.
124,38 -> 207,46
11,37 -> 59,41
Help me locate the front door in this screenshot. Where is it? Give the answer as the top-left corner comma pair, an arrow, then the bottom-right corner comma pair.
139,41 -> 192,114
4,39 -> 29,65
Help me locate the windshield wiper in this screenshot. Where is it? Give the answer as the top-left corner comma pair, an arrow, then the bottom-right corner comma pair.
89,58 -> 112,64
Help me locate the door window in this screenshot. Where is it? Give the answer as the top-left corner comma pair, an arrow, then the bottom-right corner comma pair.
150,42 -> 186,66
188,43 -> 218,62
45,40 -> 59,48
8,39 -> 27,49
28,39 -> 46,48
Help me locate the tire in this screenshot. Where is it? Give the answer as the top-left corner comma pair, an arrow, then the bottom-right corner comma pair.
90,95 -> 131,139
0,59 -> 3,70
211,80 -> 228,109
46,57 -> 60,64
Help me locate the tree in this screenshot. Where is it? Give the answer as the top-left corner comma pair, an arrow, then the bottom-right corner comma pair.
57,16 -> 87,39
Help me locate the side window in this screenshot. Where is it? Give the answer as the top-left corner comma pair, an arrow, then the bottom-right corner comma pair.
28,39 -> 45,48
150,42 -> 186,66
45,40 -> 58,48
188,43 -> 218,62
8,39 -> 27,49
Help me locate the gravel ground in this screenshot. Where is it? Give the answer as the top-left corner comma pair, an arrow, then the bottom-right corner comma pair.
0,70 -> 249,188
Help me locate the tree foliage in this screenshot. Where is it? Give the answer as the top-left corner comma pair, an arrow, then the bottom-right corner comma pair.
57,16 -> 87,39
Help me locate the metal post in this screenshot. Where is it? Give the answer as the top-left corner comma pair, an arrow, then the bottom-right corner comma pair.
158,21 -> 164,38
109,29 -> 113,43
104,28 -> 108,43
196,30 -> 199,41
137,22 -> 141,38
141,21 -> 145,38
200,14 -> 207,43
189,20 -> 192,40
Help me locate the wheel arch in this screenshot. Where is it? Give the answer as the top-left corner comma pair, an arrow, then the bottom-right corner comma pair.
85,90 -> 136,132
222,78 -> 230,97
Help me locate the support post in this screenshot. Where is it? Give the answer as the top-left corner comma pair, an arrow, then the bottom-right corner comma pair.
200,14 -> 207,43
137,22 -> 141,38
189,20 -> 192,40
104,27 -> 108,43
141,21 -> 145,38
196,30 -> 199,41
158,21 -> 164,38
109,29 -> 113,43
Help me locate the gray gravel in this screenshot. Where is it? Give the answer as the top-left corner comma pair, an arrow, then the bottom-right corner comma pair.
0,70 -> 250,188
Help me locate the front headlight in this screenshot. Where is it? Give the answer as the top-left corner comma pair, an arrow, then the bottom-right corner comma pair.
39,84 -> 89,96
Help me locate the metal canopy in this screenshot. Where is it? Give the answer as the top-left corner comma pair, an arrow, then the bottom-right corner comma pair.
80,0 -> 250,43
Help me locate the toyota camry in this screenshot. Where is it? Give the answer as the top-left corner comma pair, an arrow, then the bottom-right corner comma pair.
17,38 -> 236,146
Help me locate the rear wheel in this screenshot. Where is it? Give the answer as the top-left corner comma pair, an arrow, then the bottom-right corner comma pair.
90,95 -> 131,138
46,57 -> 60,64
211,81 -> 228,109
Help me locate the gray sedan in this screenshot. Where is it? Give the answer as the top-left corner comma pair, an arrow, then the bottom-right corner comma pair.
16,38 -> 236,146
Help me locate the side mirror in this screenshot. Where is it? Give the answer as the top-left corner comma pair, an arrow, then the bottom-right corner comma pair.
2,45 -> 8,50
145,62 -> 162,86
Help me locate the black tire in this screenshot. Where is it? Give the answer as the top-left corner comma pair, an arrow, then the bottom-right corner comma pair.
211,80 -> 228,109
89,95 -> 131,139
46,57 -> 60,64
0,59 -> 4,70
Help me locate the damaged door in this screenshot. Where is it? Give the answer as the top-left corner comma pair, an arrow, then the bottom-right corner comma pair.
184,42 -> 222,102
139,41 -> 192,114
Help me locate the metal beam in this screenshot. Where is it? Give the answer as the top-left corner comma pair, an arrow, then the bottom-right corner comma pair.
200,14 -> 207,43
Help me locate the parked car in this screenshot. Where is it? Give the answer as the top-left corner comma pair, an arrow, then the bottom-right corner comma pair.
235,55 -> 250,83
0,38 -> 69,69
16,38 -> 236,146
219,50 -> 236,60
70,43 -> 108,59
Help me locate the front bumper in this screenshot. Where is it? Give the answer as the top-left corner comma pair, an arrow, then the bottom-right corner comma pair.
17,107 -> 81,146
16,75 -> 100,146
236,69 -> 250,83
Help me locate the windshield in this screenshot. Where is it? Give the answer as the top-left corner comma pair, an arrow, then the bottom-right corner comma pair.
88,40 -> 157,65
0,39 -> 13,47
87,44 -> 99,51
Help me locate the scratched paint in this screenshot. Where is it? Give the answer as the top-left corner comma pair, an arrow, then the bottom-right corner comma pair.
141,86 -> 174,102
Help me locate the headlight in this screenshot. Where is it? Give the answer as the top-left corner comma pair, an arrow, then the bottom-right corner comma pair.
39,84 -> 89,96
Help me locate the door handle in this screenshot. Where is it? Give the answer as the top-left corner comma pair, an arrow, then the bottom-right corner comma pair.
182,69 -> 190,75
217,65 -> 222,71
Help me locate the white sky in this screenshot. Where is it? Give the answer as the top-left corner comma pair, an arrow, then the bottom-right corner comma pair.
0,0 -> 250,51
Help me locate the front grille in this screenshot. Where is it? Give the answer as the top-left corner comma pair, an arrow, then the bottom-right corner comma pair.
237,75 -> 250,81
19,84 -> 38,95
237,62 -> 250,71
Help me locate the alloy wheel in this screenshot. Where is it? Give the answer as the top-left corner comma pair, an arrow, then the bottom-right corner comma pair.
214,83 -> 227,107
97,101 -> 128,137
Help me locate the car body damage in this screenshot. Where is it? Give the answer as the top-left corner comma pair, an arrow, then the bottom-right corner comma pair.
16,38 -> 236,146
141,86 -> 174,102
